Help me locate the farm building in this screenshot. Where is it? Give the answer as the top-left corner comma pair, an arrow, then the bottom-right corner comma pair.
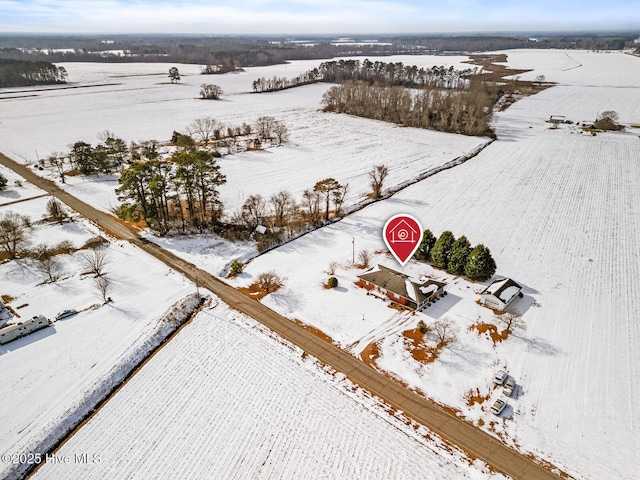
0,315 -> 51,345
357,264 -> 446,311
479,278 -> 522,311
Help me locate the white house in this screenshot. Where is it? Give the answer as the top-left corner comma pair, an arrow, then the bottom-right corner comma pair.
479,278 -> 522,311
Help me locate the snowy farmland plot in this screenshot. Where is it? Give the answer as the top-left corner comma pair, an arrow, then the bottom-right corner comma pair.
225,52 -> 640,480
31,302 -> 505,480
0,196 -> 197,480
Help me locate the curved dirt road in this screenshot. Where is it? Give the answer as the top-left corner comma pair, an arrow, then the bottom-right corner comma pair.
0,153 -> 562,480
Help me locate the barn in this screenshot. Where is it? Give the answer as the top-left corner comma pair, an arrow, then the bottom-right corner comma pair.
357,264 -> 446,311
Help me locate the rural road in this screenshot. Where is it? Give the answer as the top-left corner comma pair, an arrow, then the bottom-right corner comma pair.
0,153 -> 562,480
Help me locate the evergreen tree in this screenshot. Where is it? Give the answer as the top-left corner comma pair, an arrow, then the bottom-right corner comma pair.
0,173 -> 7,191
464,244 -> 497,281
69,141 -> 95,175
430,231 -> 455,269
448,235 -> 472,274
415,229 -> 435,261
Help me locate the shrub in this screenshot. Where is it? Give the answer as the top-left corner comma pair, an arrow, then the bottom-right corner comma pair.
327,276 -> 338,288
230,260 -> 244,276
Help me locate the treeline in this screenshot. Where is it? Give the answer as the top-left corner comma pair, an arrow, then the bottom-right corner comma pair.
416,229 -> 497,282
252,69 -> 321,92
322,80 -> 496,137
317,59 -> 476,89
0,58 -> 67,87
1,34 -> 635,66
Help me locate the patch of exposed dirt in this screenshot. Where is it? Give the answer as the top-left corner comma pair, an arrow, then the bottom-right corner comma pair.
360,340 -> 381,368
464,387 -> 490,407
1,294 -> 15,303
237,282 -> 281,301
469,322 -> 509,344
292,319 -> 335,344
402,328 -> 436,363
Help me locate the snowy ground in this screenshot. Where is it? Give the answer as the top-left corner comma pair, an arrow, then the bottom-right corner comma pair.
223,52 -> 640,480
0,197 -> 196,480
31,302 -> 505,480
0,164 -> 46,206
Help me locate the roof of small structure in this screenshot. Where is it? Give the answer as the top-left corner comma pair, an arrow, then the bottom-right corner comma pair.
480,278 -> 522,304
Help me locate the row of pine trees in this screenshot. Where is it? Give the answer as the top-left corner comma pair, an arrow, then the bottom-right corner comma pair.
415,229 -> 496,281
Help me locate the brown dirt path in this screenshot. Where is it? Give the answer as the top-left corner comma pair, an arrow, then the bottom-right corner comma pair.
0,152 -> 564,480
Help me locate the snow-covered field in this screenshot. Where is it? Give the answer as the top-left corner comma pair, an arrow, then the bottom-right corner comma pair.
0,164 -> 46,206
0,57 -> 487,217
223,51 -> 640,480
31,302 -> 505,480
0,197 -> 197,480
2,50 -> 639,479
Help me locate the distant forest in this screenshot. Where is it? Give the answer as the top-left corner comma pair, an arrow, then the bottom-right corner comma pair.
0,58 -> 67,87
0,33 -> 637,68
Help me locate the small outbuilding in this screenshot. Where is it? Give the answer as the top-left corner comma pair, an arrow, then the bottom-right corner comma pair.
357,264 -> 446,311
479,278 -> 522,311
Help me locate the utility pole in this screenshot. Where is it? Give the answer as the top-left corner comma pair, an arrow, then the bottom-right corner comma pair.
352,237 -> 355,264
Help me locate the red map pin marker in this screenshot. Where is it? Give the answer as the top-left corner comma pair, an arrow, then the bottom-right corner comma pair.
383,214 -> 423,267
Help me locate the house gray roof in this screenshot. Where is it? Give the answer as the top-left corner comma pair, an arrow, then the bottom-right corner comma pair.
358,264 -> 446,306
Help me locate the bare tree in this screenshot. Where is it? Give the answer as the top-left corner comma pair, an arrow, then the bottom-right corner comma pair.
188,117 -> 220,146
46,197 -> 67,223
301,188 -> 321,226
33,244 -> 62,283
47,152 -> 67,183
358,249 -> 370,268
270,191 -> 295,227
598,110 -> 619,122
369,164 -> 389,199
81,246 -> 109,276
200,84 -> 223,100
255,116 -> 276,142
433,318 -> 458,348
0,211 -> 30,259
273,120 -> 289,145
496,310 -> 526,335
94,275 -> 111,304
257,270 -> 283,294
241,194 -> 267,230
331,183 -> 349,217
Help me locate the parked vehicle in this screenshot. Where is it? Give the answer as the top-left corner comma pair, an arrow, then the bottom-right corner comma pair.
0,315 -> 51,345
490,399 -> 507,416
503,377 -> 516,397
56,309 -> 78,321
493,370 -> 508,385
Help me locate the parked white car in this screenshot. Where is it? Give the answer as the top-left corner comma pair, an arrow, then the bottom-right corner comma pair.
56,309 -> 78,321
490,399 -> 507,416
503,377 -> 516,397
493,370 -> 508,385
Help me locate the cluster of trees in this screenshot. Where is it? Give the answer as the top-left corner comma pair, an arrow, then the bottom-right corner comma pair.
117,146 -> 226,234
200,84 -> 222,100
48,131 -> 129,180
318,59 -> 476,89
415,229 -> 496,281
322,80 -> 496,137
201,64 -> 237,74
0,58 -> 67,87
228,176 -> 348,252
182,116 -> 289,152
252,70 -> 321,93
